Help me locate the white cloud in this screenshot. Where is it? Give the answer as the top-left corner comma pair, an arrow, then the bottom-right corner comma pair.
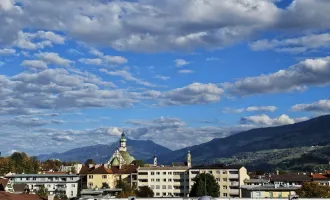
21,60 -> 48,70
250,33 -> 330,54
35,31 -> 65,44
154,75 -> 170,81
144,83 -> 224,106
178,69 -> 194,74
223,56 -> 330,96
240,114 -> 306,127
206,57 -> 220,61
78,58 -> 103,65
36,52 -> 74,67
100,68 -> 154,87
68,48 -> 84,55
0,48 -> 16,55
246,106 -> 277,112
292,99 -> 330,113
103,55 -> 128,64
175,59 -> 190,67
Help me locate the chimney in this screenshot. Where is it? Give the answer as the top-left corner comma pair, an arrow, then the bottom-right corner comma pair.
48,194 -> 55,200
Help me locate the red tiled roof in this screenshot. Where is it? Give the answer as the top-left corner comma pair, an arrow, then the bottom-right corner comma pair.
0,178 -> 9,189
79,165 -> 94,175
0,191 -> 46,200
110,165 -> 138,174
89,165 -> 113,174
312,174 -> 329,180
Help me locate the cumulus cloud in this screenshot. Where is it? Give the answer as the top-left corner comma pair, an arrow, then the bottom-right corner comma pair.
0,48 -> 16,55
223,56 -> 330,96
78,58 -> 103,65
13,31 -> 65,50
21,60 -> 48,70
143,83 -> 224,106
36,52 -> 74,67
292,99 -> 330,113
240,114 -> 307,127
175,59 -> 190,67
250,33 -> 330,54
223,106 -> 277,113
100,68 -> 154,87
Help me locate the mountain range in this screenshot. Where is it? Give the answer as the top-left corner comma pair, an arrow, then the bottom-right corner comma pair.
38,139 -> 172,164
39,115 -> 330,171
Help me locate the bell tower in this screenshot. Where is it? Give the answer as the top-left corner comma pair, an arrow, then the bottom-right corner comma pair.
119,132 -> 127,152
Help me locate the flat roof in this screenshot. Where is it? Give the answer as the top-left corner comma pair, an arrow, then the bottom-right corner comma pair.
244,178 -> 270,183
241,185 -> 301,191
138,166 -> 189,171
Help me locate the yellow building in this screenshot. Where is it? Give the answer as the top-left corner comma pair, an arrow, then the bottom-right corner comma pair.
241,185 -> 299,198
86,164 -> 139,189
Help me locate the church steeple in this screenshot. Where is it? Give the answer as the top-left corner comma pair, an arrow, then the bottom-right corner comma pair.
187,150 -> 191,168
119,131 -> 127,152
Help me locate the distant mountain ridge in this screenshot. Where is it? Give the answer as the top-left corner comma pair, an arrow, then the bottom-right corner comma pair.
148,115 -> 330,169
38,139 -> 172,163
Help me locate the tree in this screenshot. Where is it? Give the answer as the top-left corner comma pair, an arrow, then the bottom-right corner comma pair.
70,166 -> 76,174
36,185 -> 48,197
136,186 -> 154,197
102,182 -> 110,189
189,173 -> 220,197
297,182 -> 330,198
56,193 -> 68,200
84,159 -> 95,166
116,180 -> 136,198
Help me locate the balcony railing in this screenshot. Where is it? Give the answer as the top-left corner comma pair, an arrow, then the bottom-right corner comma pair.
229,189 -> 240,194
230,182 -> 239,186
228,174 -> 239,179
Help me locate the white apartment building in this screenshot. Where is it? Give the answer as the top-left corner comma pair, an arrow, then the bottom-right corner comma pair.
5,173 -> 80,198
137,166 -> 190,197
59,163 -> 83,174
188,165 -> 249,198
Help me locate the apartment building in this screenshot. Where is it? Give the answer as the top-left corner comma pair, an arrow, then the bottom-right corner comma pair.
137,166 -> 190,197
5,173 -> 80,198
241,185 -> 299,198
188,165 -> 249,198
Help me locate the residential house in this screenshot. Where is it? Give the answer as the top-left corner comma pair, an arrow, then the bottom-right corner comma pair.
270,174 -> 312,187
0,177 -> 14,193
137,166 -> 190,197
189,165 -> 250,198
5,173 -> 80,198
311,174 -> 330,186
241,185 -> 299,198
59,164 -> 83,174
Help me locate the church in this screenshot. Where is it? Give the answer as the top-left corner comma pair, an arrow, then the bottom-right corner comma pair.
107,132 -> 136,168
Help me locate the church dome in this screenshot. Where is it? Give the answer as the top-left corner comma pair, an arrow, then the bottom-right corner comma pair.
120,151 -> 135,164
110,157 -> 120,167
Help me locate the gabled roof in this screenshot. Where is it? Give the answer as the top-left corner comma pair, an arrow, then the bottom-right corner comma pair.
271,174 -> 312,182
111,165 -> 138,174
0,178 -> 9,189
79,165 -> 94,175
0,191 -> 47,200
312,174 -> 330,180
88,166 -> 113,175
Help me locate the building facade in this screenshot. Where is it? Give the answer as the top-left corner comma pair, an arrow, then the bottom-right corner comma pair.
137,166 -> 190,197
241,185 -> 299,198
188,165 -> 249,198
5,173 -> 80,198
0,178 -> 14,193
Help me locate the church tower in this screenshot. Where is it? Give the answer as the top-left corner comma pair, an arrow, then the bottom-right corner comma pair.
187,151 -> 191,168
119,132 -> 127,152
153,154 -> 157,167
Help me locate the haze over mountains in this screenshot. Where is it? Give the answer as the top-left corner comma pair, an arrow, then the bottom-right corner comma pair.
39,115 -> 330,171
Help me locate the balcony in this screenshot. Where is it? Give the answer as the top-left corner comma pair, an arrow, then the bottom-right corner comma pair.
229,189 -> 240,195
230,182 -> 239,186
228,174 -> 239,179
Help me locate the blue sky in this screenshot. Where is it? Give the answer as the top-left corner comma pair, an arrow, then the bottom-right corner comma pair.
1,0 -> 330,156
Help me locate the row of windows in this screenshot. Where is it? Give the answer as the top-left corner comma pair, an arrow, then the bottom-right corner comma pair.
139,171 -> 187,175
150,185 -> 190,190
155,192 -> 184,196
16,177 -> 74,181
88,175 -> 110,179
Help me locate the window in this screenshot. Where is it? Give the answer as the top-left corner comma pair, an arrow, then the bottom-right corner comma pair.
168,185 -> 172,189
102,175 -> 107,179
163,179 -> 166,182
156,172 -> 160,175
151,172 -> 155,175
163,172 -> 166,175
156,185 -> 160,189
72,184 -> 75,187
191,171 -> 199,174
168,179 -> 172,182
156,193 -> 160,196
216,170 -> 220,174
223,171 -> 227,174
162,185 -> 166,189
223,178 -> 227,181
151,185 -> 154,189
223,193 -> 228,197
88,175 -> 93,179
33,177 -> 36,180
163,193 -> 166,196
156,179 -> 160,182
70,177 -> 73,180
88,183 -> 93,187
223,186 -> 227,189
48,184 -> 51,188
151,179 -> 155,182
168,172 -> 172,175
138,172 -> 148,175
26,178 -> 30,180
209,171 -> 213,174
71,191 -> 73,196
216,178 -> 220,181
